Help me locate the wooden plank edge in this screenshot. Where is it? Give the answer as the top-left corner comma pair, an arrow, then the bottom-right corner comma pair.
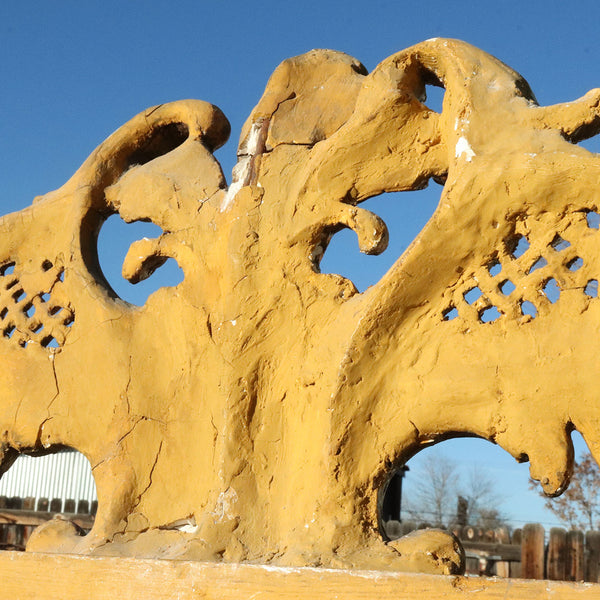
2,550 -> 600,600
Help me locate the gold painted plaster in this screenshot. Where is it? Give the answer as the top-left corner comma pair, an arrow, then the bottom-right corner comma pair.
1,39 -> 600,574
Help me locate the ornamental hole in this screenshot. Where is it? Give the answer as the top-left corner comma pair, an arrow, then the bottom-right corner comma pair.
567,257 -> 584,272
542,278 -> 561,303
320,187 -> 441,292
442,306 -> 458,321
13,289 -> 26,303
378,431 -> 592,576
508,235 -> 529,259
487,260 -> 502,277
586,211 -> 600,229
41,335 -> 59,348
0,262 -> 15,276
479,306 -> 501,323
499,280 -> 516,296
528,257 -> 547,274
97,215 -> 184,306
550,234 -> 571,251
423,83 -> 445,114
521,300 -> 537,318
464,286 -> 483,305
585,280 -> 598,298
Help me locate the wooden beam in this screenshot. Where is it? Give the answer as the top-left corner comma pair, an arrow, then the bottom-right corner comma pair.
462,541 -> 521,562
2,551 -> 600,600
0,509 -> 93,528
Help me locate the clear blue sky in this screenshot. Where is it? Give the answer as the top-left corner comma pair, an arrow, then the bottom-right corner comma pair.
2,0 -> 600,529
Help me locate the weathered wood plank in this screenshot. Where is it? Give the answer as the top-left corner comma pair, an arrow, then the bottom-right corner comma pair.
587,531 -> 600,583
547,528 -> 567,581
569,529 -> 586,581
522,523 -> 545,579
2,552 -> 600,600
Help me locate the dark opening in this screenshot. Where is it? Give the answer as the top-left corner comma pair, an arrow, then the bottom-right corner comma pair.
126,122 -> 189,168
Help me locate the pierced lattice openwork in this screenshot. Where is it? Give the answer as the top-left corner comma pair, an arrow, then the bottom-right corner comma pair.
0,259 -> 74,349
442,210 -> 600,325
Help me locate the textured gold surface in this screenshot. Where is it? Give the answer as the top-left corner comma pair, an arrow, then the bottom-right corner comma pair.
0,39 -> 599,573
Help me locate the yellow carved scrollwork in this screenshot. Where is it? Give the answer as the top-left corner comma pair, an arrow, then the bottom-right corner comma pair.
1,39 -> 599,574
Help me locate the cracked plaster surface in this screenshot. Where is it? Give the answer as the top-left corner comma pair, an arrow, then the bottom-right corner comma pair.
1,39 -> 600,575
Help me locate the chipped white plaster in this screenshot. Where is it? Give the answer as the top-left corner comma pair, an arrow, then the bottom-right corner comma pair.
213,487 -> 238,522
221,159 -> 249,211
455,136 -> 475,161
162,517 -> 198,534
176,522 -> 199,534
221,121 -> 266,211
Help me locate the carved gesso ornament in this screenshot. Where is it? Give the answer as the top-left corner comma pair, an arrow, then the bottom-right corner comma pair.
1,38 -> 600,574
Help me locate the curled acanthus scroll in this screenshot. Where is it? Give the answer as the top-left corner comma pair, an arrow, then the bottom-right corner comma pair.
0,39 -> 600,574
